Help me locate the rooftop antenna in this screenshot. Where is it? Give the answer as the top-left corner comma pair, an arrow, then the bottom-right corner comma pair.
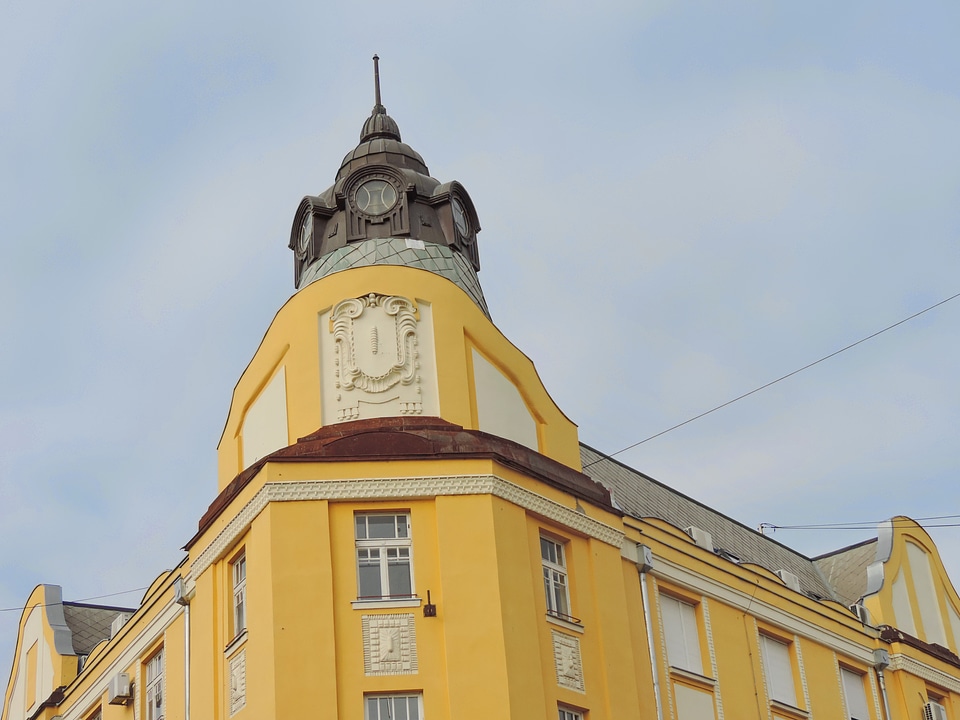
373,54 -> 382,108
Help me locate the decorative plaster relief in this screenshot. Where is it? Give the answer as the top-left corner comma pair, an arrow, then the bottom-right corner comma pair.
321,294 -> 438,423
552,630 -> 585,692
229,649 -> 246,716
362,614 -> 418,675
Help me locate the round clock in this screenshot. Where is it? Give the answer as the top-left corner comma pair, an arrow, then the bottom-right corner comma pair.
452,198 -> 469,237
355,179 -> 398,216
298,213 -> 313,255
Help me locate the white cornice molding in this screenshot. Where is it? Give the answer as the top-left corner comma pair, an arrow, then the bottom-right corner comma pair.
888,653 -> 960,692
187,475 -> 624,582
653,555 -> 877,663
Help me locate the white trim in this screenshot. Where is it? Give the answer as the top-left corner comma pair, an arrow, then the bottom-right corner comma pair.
59,600 -> 182,720
888,653 -> 960,693
546,614 -> 585,634
653,555 -> 877,663
351,598 -> 422,610
187,475 -> 624,582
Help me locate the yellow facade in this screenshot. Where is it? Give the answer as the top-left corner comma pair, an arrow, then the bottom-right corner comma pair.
5,89 -> 960,720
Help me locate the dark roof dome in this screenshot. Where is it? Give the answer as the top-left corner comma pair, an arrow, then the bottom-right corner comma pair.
361,104 -> 401,142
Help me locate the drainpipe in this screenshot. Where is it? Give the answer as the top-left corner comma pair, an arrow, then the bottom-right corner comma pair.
873,648 -> 893,720
637,544 -> 665,720
174,577 -> 193,720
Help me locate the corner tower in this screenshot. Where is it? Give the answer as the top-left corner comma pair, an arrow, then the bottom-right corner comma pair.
216,57 -> 581,489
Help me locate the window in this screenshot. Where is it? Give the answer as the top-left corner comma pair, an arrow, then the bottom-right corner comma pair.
660,594 -> 703,675
759,634 -> 797,708
559,706 -> 585,720
87,710 -> 102,720
356,514 -> 413,599
145,648 -> 164,720
840,668 -> 870,720
365,693 -> 421,720
541,535 -> 572,619
232,552 -> 247,636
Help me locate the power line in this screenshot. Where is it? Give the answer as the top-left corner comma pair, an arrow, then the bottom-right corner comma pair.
761,515 -> 960,532
0,586 -> 148,614
583,289 -> 960,470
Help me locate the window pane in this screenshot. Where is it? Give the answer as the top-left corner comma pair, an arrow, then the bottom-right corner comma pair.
388,557 -> 412,596
409,697 -> 420,720
761,635 -> 797,707
356,515 -> 367,539
841,668 -> 870,720
368,515 -> 398,539
541,537 -> 556,564
358,561 -> 382,598
395,698 -> 409,720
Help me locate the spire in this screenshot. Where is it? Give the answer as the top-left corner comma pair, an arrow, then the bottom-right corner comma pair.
360,54 -> 402,142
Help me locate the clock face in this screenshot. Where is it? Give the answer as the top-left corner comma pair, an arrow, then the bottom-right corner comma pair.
355,179 -> 398,216
298,213 -> 313,254
452,198 -> 469,237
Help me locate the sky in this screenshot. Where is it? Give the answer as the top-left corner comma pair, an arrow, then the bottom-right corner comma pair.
2,0 -> 959,702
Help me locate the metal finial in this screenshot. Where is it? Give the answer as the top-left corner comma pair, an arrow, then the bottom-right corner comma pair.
373,54 -> 382,107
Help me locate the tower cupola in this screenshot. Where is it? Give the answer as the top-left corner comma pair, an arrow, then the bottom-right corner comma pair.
289,55 -> 487,315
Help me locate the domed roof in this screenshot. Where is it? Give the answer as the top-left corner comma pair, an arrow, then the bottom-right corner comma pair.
360,104 -> 401,142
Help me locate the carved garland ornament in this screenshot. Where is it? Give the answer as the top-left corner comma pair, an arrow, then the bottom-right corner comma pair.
332,293 -> 422,420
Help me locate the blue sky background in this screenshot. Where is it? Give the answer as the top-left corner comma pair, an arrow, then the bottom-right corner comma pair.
2,0 -> 959,701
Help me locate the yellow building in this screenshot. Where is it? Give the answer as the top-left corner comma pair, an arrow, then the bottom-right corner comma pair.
4,65 -> 960,720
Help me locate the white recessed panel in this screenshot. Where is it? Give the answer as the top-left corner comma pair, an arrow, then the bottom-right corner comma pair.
472,349 -> 538,451
241,367 -> 289,469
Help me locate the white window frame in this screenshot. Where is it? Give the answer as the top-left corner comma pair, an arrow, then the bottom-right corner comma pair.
559,706 -> 585,720
541,535 -> 573,620
364,692 -> 422,720
355,513 -> 414,600
232,552 -> 247,637
144,648 -> 164,720
759,634 -> 798,708
840,667 -> 870,720
660,593 -> 704,675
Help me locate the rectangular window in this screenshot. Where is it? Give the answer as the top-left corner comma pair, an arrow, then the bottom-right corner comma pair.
365,693 -> 421,720
660,594 -> 703,675
356,514 -> 413,599
559,707 -> 585,720
760,634 -> 797,708
232,552 -> 247,636
541,535 -> 572,619
840,668 -> 870,720
145,648 -> 164,720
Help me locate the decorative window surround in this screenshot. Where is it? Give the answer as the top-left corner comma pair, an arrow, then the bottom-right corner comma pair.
187,475 -> 624,583
651,554 -> 877,664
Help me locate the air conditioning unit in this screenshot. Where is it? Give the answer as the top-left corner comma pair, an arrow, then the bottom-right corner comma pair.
108,672 -> 132,705
849,603 -> 871,626
775,569 -> 801,592
924,701 -> 948,720
684,526 -> 714,551
110,612 -> 133,638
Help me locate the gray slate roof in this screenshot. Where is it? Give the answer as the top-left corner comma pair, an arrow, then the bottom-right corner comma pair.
581,444 -> 844,603
813,538 -> 879,607
62,603 -> 134,655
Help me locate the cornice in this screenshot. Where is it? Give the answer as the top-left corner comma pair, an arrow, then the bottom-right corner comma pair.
888,653 -> 960,693
187,474 -> 624,582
